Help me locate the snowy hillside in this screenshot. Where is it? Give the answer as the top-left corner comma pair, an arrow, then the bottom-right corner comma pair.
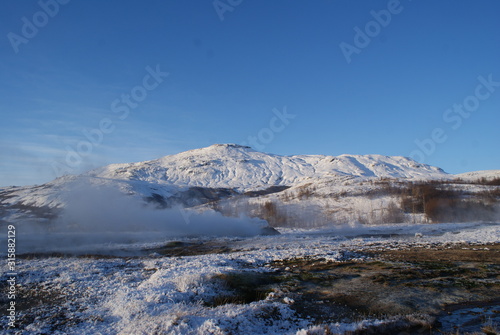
1,144 -> 498,227
455,169 -> 500,182
87,144 -> 449,190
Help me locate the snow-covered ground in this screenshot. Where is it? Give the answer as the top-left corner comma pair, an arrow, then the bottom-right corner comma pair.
2,222 -> 499,334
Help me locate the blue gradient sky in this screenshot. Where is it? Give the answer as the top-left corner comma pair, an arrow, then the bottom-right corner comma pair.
1,0 -> 499,186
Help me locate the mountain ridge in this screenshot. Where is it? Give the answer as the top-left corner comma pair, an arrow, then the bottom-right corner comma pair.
1,144 -> 499,227
84,143 -> 449,189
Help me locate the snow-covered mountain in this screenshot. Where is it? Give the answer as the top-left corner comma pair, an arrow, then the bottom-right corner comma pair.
1,144 -> 498,227
87,143 -> 449,190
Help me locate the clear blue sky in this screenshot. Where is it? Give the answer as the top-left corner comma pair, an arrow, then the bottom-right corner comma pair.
1,0 -> 499,186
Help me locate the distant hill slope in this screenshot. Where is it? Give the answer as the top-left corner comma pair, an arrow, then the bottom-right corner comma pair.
1,144 -> 498,227
87,143 -> 449,188
455,170 -> 500,182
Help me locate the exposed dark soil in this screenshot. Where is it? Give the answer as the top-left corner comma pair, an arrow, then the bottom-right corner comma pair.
266,243 -> 500,334
146,240 -> 239,256
375,243 -> 500,263
17,240 -> 242,258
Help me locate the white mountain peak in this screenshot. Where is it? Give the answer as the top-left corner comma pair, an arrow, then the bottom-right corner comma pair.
83,144 -> 449,192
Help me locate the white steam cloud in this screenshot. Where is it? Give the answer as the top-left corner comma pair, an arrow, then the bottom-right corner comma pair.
16,179 -> 268,254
